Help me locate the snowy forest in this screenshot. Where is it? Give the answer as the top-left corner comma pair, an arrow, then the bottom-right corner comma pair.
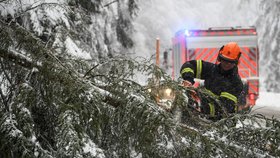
0,0 -> 280,157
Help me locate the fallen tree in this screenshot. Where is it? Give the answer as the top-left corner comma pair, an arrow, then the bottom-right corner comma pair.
0,10 -> 280,158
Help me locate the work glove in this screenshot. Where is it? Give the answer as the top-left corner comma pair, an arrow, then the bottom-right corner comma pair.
182,76 -> 195,85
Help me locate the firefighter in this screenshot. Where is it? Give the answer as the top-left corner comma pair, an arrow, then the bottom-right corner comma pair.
180,42 -> 243,120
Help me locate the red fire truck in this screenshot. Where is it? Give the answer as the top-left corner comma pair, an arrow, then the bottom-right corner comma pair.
172,26 -> 259,109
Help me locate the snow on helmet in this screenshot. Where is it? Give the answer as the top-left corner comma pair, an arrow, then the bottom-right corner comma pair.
218,42 -> 241,63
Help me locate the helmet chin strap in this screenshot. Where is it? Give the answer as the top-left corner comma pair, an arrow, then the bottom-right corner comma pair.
215,54 -> 221,64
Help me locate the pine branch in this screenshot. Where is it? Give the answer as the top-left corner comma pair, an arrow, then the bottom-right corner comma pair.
0,59 -> 13,85
83,64 -> 99,78
13,2 -> 68,19
0,20 -> 139,110
0,49 -> 41,69
103,0 -> 118,7
0,88 -> 7,110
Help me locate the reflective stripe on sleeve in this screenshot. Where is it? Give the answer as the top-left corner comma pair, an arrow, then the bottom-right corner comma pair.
234,105 -> 238,112
181,68 -> 194,76
196,60 -> 202,79
205,88 -> 219,99
209,103 -> 215,117
220,92 -> 238,104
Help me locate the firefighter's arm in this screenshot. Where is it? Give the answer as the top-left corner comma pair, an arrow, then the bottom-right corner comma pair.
180,60 -> 196,84
180,60 -> 213,83
219,85 -> 242,113
219,92 -> 238,113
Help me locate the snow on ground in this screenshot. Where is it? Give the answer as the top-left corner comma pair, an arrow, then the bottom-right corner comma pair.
251,92 -> 280,119
256,92 -> 280,108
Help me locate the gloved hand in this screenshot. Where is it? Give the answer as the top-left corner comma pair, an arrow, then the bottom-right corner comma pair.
182,75 -> 195,85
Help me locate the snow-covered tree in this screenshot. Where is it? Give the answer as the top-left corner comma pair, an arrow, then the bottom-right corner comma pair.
258,0 -> 280,92
1,0 -> 280,157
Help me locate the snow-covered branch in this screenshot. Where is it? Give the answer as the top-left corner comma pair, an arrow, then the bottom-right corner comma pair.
0,49 -> 41,69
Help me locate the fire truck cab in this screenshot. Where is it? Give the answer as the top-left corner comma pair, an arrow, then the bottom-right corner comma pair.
172,26 -> 259,109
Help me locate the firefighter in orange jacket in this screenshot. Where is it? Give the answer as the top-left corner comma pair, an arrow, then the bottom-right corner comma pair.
180,42 -> 243,119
